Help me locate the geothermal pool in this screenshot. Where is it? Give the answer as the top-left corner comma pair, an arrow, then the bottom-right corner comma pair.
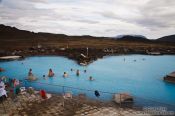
0,55 -> 175,110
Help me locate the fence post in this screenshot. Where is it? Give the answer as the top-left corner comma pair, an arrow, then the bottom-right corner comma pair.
62,86 -> 65,94
120,94 -> 121,107
62,86 -> 65,107
24,79 -> 26,87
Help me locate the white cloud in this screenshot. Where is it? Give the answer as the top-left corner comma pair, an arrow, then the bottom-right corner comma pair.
0,0 -> 175,39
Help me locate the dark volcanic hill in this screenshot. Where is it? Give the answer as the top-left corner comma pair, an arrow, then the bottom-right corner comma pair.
0,24 -> 109,41
0,24 -> 68,40
157,35 -> 175,42
114,35 -> 149,42
0,24 -> 175,44
0,24 -> 175,57
0,24 -> 150,42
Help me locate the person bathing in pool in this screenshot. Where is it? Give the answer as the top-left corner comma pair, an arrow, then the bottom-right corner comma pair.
89,76 -> 94,81
28,68 -> 33,76
63,72 -> 68,78
43,75 -> 47,80
76,70 -> 80,76
48,69 -> 54,77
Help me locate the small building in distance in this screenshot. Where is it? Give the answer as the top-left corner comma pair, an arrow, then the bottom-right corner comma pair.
164,72 -> 175,83
146,50 -> 161,55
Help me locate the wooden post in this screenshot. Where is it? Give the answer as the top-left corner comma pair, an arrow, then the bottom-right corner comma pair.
62,86 -> 65,107
120,94 -> 121,107
86,47 -> 88,57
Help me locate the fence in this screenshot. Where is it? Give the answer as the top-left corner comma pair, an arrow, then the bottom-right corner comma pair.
21,80 -> 175,111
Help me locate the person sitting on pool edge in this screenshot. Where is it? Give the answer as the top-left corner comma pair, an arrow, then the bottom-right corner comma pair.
48,69 -> 54,77
89,76 -> 94,81
63,72 -> 68,78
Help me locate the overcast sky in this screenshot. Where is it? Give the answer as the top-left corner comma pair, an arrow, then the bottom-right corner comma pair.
0,0 -> 175,39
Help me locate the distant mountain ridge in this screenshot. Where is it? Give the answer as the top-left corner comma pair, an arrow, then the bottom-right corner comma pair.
113,35 -> 149,41
157,35 -> 175,42
0,24 -> 68,40
0,24 -> 175,42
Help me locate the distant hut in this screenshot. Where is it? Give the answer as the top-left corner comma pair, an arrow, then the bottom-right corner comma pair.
146,50 -> 161,55
164,72 -> 175,83
37,44 -> 42,49
0,56 -> 21,60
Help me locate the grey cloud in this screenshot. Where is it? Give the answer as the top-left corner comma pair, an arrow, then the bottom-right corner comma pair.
98,0 -> 175,29
75,19 -> 99,24
0,0 -> 175,38
25,0 -> 47,3
138,0 -> 175,28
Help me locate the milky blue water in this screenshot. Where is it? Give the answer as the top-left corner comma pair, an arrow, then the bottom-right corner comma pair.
0,55 -> 175,110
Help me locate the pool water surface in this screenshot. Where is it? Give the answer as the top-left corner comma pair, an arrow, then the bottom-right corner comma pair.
0,55 -> 175,110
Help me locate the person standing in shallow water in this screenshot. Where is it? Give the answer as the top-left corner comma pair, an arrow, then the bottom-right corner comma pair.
28,68 -> 37,81
28,68 -> 33,76
76,70 -> 80,76
48,69 -> 54,77
63,72 -> 68,77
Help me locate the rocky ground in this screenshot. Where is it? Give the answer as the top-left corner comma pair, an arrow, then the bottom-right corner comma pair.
0,45 -> 175,65
0,90 -> 150,116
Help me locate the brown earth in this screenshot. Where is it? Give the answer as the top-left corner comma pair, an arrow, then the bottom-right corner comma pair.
0,24 -> 175,64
